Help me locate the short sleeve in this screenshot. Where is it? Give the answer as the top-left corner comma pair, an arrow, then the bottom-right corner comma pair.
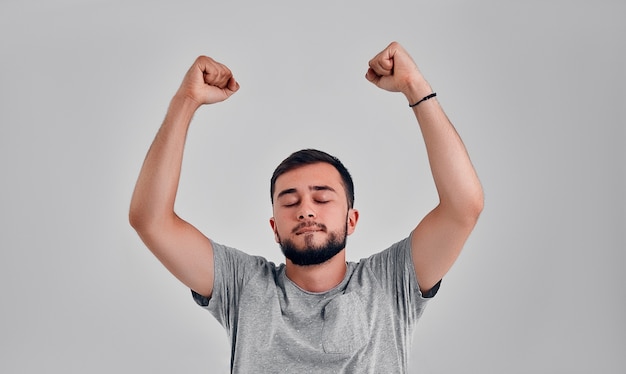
191,240 -> 270,330
363,236 -> 440,322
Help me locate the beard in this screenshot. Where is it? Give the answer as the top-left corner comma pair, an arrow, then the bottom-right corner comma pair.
278,222 -> 348,266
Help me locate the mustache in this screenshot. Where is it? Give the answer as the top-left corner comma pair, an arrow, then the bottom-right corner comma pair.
291,221 -> 327,234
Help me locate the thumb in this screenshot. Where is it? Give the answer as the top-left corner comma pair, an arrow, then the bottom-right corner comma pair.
368,47 -> 395,77
226,77 -> 240,93
365,68 -> 379,84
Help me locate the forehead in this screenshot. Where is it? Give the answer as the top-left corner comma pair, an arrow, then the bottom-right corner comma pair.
274,162 -> 344,195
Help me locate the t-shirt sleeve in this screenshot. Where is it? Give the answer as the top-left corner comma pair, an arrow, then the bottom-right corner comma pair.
363,236 -> 440,321
190,240 -> 268,331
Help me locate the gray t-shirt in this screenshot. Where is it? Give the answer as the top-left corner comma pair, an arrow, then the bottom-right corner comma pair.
192,236 -> 438,373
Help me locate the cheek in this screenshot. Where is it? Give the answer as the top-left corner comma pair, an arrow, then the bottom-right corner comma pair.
272,217 -> 289,236
270,219 -> 282,243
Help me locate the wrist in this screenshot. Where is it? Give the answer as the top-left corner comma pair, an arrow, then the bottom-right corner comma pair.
409,93 -> 437,108
170,93 -> 202,114
403,76 -> 433,105
161,94 -> 202,130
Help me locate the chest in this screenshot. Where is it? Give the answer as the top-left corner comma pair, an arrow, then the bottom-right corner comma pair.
234,271 -> 396,356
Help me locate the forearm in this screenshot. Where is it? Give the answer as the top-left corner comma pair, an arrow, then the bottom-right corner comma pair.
127,56 -> 237,297
129,95 -> 199,229
406,84 -> 484,220
367,42 -> 482,289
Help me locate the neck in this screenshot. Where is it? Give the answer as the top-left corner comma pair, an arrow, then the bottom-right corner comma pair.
285,250 -> 347,293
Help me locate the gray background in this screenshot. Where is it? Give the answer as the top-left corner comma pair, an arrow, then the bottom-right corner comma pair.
1,0 -> 624,372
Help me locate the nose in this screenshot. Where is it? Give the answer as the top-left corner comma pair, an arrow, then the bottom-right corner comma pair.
297,203 -> 316,220
298,212 -> 315,220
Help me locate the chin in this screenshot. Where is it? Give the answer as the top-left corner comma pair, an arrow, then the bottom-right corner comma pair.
280,228 -> 347,266
299,232 -> 327,248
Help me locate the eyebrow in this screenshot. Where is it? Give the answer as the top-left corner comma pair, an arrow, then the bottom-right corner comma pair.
276,185 -> 337,199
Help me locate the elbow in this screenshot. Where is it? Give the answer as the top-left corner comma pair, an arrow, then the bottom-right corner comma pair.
129,203 -> 174,237
128,209 -> 140,231
128,202 -> 154,233
470,196 -> 484,223
446,188 -> 484,226
128,207 -> 145,232
128,209 -> 159,243
465,189 -> 484,224
471,185 -> 484,214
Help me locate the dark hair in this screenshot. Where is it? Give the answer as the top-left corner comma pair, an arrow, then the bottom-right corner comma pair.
270,149 -> 355,208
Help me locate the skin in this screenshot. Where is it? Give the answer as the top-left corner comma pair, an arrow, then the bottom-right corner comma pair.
129,42 -> 483,298
366,42 -> 483,292
270,162 -> 359,292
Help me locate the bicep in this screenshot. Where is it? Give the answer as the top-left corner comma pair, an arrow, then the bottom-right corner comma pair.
410,205 -> 478,293
134,214 -> 215,298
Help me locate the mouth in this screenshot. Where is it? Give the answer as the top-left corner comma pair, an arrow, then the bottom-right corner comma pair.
293,222 -> 326,235
296,227 -> 322,235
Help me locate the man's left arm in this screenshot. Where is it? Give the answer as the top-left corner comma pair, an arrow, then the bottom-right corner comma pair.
366,42 -> 484,294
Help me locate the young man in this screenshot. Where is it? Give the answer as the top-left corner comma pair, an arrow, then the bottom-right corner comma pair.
129,42 -> 483,373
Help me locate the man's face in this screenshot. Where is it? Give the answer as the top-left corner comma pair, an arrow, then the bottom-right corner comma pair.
270,162 -> 358,266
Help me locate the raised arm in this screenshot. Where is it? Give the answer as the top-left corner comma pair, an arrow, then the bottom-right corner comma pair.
366,42 -> 484,293
129,56 -> 239,298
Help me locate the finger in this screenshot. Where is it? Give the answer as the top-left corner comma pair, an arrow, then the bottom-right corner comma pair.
204,64 -> 233,89
203,71 -> 231,89
194,56 -> 233,89
368,48 -> 395,76
365,67 -> 380,84
226,76 -> 240,93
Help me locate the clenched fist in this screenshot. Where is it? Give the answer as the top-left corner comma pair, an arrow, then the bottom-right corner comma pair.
175,56 -> 240,108
365,42 -> 432,104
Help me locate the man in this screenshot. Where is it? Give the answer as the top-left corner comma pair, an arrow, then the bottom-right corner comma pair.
129,42 -> 483,373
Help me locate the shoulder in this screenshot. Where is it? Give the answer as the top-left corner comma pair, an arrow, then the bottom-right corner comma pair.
345,237 -> 412,288
211,240 -> 280,289
193,240 -> 279,307
211,240 -> 276,269
359,237 -> 413,269
354,236 -> 438,298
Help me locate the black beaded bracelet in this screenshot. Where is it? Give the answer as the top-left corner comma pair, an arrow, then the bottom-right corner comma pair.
409,92 -> 437,108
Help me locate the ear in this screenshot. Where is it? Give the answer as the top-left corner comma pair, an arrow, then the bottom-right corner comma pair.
269,217 -> 280,243
346,209 -> 359,236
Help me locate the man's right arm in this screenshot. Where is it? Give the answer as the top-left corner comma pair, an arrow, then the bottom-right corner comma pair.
129,56 -> 239,298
